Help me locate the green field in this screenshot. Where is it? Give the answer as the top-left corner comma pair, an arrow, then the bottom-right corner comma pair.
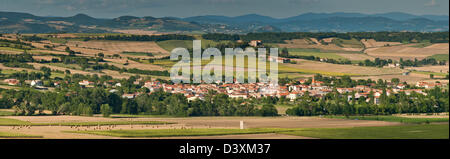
410,42 -> 433,48
66,128 -> 292,138
289,51 -> 347,60
46,37 -> 68,44
287,48 -> 321,52
325,115 -> 449,124
332,38 -> 364,48
0,47 -> 25,52
156,39 -> 231,52
0,131 -> 43,138
0,111 -> 15,116
110,114 -> 178,118
412,71 -> 448,77
428,54 -> 449,61
280,124 -> 449,139
122,52 -> 154,57
0,118 -> 173,126
66,124 -> 449,139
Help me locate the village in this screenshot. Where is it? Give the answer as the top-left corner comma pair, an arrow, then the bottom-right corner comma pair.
4,75 -> 444,106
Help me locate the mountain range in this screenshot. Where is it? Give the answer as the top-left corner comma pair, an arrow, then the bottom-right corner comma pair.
0,11 -> 448,34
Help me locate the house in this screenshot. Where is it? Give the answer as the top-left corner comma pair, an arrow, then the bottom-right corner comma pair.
78,80 -> 94,86
4,79 -> 19,86
396,84 -> 406,89
268,56 -> 290,63
122,93 -> 136,99
30,80 -> 43,87
249,40 -> 262,47
229,92 -> 248,99
288,92 -> 300,101
386,63 -> 400,68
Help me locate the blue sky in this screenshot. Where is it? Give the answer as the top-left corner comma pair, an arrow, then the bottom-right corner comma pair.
0,0 -> 448,18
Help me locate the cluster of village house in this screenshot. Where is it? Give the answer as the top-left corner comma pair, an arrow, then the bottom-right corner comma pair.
4,77 -> 437,105
2,77 -> 446,104
120,79 -> 444,105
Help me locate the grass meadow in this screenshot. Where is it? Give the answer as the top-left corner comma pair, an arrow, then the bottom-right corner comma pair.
325,115 -> 449,124
0,118 -> 173,126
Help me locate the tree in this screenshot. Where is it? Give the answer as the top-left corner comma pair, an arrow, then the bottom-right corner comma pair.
280,48 -> 289,57
258,104 -> 278,116
100,104 -> 112,117
391,78 -> 400,85
430,74 -> 434,79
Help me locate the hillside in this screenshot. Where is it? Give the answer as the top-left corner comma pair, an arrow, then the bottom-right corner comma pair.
0,11 -> 448,34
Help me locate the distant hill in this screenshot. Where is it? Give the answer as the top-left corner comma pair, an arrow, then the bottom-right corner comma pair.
0,11 -> 448,33
183,12 -> 448,32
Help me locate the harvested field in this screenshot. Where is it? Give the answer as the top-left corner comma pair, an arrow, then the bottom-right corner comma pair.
278,39 -> 348,51
282,59 -> 403,76
0,116 -> 399,139
393,114 -> 449,119
29,63 -> 133,79
128,116 -> 400,129
66,40 -> 169,57
30,49 -> 69,55
425,43 -> 449,50
113,29 -> 159,35
361,39 -> 402,48
32,55 -> 58,61
365,43 -> 449,60
405,65 -> 449,74
156,133 -> 314,139
337,53 -> 375,61
103,58 -> 166,71
351,74 -> 448,84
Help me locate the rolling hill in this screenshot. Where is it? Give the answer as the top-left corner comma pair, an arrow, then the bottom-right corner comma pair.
0,11 -> 448,33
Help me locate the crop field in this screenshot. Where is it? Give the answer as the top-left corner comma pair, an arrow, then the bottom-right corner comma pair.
279,124 -> 448,139
281,59 -> 403,76
428,54 -> 449,61
361,39 -> 402,48
365,43 -> 449,60
64,40 -> 169,57
336,53 -> 375,61
0,111 -> 14,116
289,51 -> 347,60
325,115 -> 449,124
66,123 -> 449,139
156,39 -> 231,52
0,113 -> 447,139
278,38 -> 358,52
0,118 -> 172,126
29,62 -> 135,79
331,38 -> 364,51
0,131 -> 43,138
0,115 -> 403,138
410,70 -> 448,77
66,128 -> 293,138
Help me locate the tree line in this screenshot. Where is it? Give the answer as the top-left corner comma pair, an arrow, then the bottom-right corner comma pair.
202,32 -> 449,43
0,87 -> 277,117
286,86 -> 449,116
89,34 -> 195,42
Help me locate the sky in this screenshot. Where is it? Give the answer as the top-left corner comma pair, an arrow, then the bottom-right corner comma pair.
0,0 -> 448,18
